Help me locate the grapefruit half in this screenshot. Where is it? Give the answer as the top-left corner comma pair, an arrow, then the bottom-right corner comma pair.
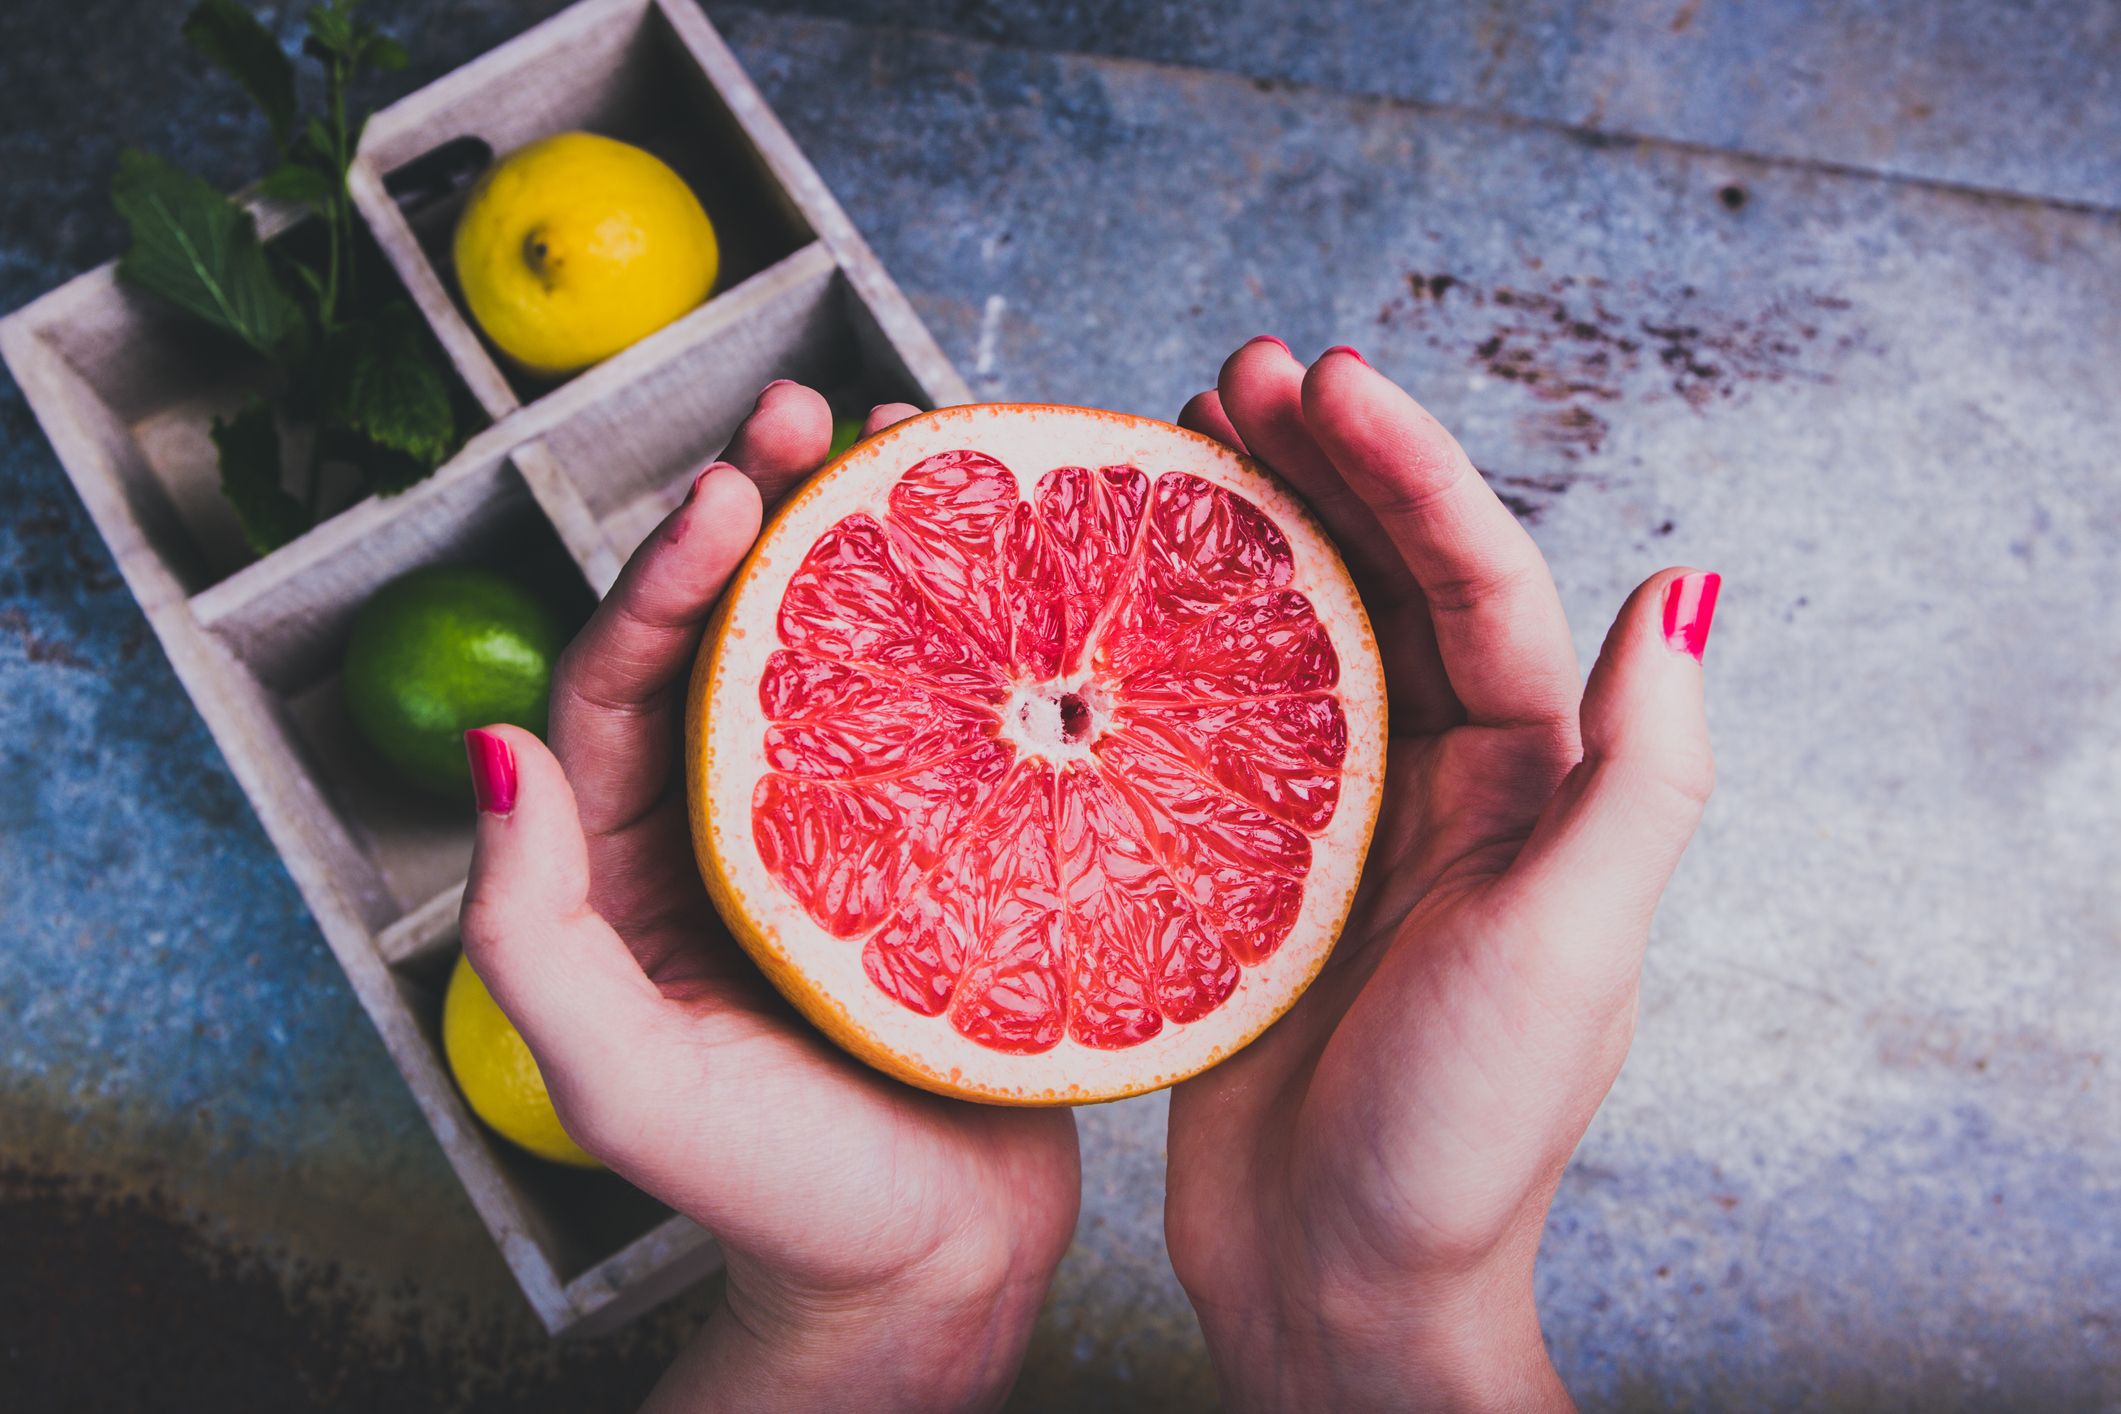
687,404 -> 1386,1104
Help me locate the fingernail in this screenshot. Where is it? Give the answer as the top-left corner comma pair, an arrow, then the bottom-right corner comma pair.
1246,334 -> 1290,355
465,729 -> 517,815
760,378 -> 795,394
1662,571 -> 1722,661
689,461 -> 736,501
1323,345 -> 1367,366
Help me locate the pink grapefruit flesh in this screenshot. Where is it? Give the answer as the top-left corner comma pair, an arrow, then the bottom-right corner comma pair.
688,404 -> 1385,1104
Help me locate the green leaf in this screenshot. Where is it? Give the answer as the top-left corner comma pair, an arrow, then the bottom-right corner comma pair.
286,259 -> 328,303
362,32 -> 407,70
320,303 -> 456,474
319,423 -> 428,495
183,0 -> 298,143
111,149 -> 308,362
301,116 -> 342,173
211,402 -> 309,553
257,160 -> 336,210
302,1 -> 356,61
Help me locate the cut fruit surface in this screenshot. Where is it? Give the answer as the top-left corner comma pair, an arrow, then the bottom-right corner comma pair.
688,405 -> 1386,1104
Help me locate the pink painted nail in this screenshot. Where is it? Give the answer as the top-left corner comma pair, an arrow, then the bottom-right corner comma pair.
1323,344 -> 1368,366
465,729 -> 517,815
1662,571 -> 1722,661
1247,334 -> 1291,355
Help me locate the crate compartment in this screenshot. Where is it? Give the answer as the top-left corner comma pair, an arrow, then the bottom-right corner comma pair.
351,0 -> 816,416
533,254 -> 932,560
389,936 -> 700,1288
192,452 -> 595,929
1,246 -> 477,596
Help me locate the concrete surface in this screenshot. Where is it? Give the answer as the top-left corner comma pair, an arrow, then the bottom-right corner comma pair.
3,1 -> 2117,1410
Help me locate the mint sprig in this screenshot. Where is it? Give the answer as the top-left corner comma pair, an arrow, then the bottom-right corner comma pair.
211,402 -> 309,552
112,150 -> 309,363
321,303 -> 457,473
112,0 -> 463,556
182,0 -> 300,144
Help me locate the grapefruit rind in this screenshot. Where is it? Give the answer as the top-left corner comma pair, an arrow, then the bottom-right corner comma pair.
687,405 -> 1385,1105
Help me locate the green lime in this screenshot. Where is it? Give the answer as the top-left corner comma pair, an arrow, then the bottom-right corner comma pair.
827,414 -> 864,461
343,566 -> 564,793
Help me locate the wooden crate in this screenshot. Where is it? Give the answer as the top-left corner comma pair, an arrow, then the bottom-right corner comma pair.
0,0 -> 969,1338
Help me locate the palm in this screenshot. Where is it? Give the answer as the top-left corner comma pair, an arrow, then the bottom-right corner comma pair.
1169,709 -> 1593,1291
582,762 -> 1078,1295
1164,341 -> 1685,1333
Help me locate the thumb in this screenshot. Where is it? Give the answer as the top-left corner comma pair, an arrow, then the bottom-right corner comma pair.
459,725 -> 668,1152
1500,569 -> 1720,993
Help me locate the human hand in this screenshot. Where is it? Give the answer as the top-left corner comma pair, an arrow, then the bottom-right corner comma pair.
459,384 -> 1080,1413
1164,341 -> 1720,1411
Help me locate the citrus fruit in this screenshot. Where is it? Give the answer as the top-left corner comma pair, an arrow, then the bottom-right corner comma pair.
453,131 -> 719,376
343,566 -> 563,793
827,414 -> 865,462
687,405 -> 1386,1104
442,953 -> 600,1168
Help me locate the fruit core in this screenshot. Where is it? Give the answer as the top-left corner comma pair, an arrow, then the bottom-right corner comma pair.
1005,682 -> 1101,755
751,449 -> 1350,1055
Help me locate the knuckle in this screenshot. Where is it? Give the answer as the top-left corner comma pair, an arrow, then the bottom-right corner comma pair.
457,894 -> 513,965
1420,553 -> 1540,619
550,635 -> 592,700
1652,737 -> 1717,810
555,1095 -> 633,1167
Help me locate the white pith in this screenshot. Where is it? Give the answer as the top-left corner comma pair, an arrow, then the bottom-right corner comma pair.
693,405 -> 1387,1103
998,679 -> 1102,761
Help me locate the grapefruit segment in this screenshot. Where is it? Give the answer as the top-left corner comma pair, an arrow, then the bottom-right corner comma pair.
1111,694 -> 1348,831
691,404 -> 1386,1104
751,739 -> 1012,938
864,759 -> 1067,1053
1058,762 -> 1239,1039
1003,502 -> 1068,682
1097,472 -> 1295,678
884,450 -> 1019,668
1035,465 -> 1151,676
1094,734 -> 1309,966
760,650 -> 997,778
1115,588 -> 1341,701
777,515 -> 1007,700
941,762 -> 1067,1053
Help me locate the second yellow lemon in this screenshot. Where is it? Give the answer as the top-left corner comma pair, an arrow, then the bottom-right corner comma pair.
454,132 -> 719,376
442,952 -> 600,1168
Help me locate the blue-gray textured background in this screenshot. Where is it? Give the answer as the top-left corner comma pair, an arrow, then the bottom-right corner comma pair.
3,1 -> 2117,1408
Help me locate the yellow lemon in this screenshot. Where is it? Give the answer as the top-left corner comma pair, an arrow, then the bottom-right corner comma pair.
453,132 -> 719,376
442,953 -> 600,1168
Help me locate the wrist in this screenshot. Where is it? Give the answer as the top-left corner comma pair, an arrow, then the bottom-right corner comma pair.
644,1248 -> 1057,1413
1191,1252 -> 1569,1413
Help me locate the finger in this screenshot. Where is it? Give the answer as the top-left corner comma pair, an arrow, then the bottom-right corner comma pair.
459,726 -> 667,1153
1215,339 -> 1459,731
1217,338 -> 1413,597
1176,388 -> 1246,452
861,401 -> 923,438
549,463 -> 763,837
1500,570 -> 1720,990
1302,350 -> 1581,732
720,380 -> 835,504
